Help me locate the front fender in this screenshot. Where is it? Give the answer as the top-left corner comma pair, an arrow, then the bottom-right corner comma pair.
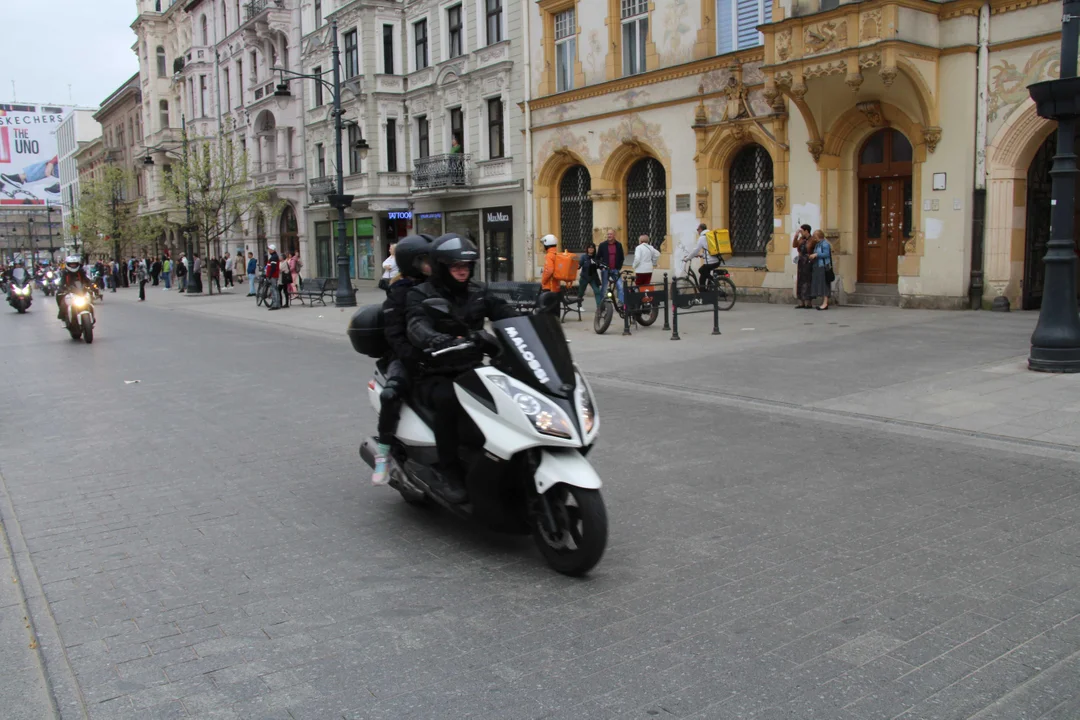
534,449 -> 602,494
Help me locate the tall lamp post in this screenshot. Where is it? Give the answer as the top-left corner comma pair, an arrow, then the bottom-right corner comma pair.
1027,0 -> 1080,372
27,216 -> 35,265
271,18 -> 367,308
143,114 -> 196,293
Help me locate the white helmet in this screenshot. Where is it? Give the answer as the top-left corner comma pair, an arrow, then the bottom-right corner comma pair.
540,234 -> 558,248
65,255 -> 83,272
268,244 -> 277,252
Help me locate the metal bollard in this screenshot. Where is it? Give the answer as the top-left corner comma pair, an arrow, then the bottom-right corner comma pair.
712,285 -> 722,335
662,273 -> 670,331
671,276 -> 681,341
622,282 -> 632,336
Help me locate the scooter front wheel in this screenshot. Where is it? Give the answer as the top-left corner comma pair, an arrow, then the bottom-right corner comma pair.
532,485 -> 607,576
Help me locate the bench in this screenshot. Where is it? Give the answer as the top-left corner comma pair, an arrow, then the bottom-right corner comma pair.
558,284 -> 585,323
292,277 -> 337,306
488,281 -> 543,313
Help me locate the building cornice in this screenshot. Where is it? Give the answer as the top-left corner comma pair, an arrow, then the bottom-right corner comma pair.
529,47 -> 765,110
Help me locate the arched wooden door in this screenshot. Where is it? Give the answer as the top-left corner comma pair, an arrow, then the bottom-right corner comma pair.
857,129 -> 913,285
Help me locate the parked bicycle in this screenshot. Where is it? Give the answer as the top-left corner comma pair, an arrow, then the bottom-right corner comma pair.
674,255 -> 737,311
255,274 -> 273,307
593,266 -> 659,334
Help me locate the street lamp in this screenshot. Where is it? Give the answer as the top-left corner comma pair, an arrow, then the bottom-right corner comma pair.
271,19 -> 367,308
27,216 -> 34,265
143,114 -> 196,293
1027,0 -> 1080,372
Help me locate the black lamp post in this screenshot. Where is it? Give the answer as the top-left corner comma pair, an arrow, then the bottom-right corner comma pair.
272,18 -> 366,308
144,114 -> 196,293
1027,0 -> 1080,372
27,216 -> 34,265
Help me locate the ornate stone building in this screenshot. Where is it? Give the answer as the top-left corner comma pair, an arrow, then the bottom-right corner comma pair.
527,0 -> 1072,309
133,0 -> 308,265
302,0 -> 525,282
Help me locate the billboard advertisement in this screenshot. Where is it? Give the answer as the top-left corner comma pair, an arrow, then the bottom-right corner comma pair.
0,103 -> 71,206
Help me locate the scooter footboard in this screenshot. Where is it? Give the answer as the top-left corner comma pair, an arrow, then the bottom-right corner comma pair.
534,450 -> 602,494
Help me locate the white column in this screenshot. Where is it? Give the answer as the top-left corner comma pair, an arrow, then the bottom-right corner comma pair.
276,127 -> 288,170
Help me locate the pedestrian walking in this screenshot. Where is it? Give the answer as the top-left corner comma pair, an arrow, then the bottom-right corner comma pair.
209,257 -> 222,293
793,224 -> 813,309
162,257 -> 171,289
246,252 -> 257,296
110,260 -> 119,292
137,259 -> 148,301
379,244 -> 398,291
176,254 -> 187,292
224,252 -> 235,287
597,229 -> 625,306
578,243 -> 602,305
151,257 -> 162,286
192,255 -> 203,293
289,251 -> 302,291
808,229 -> 833,310
632,234 -> 660,287
279,255 -> 293,308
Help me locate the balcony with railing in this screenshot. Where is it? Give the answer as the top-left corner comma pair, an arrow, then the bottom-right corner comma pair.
244,0 -> 284,20
412,154 -> 471,191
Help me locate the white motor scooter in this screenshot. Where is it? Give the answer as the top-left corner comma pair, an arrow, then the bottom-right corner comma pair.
358,305 -> 608,576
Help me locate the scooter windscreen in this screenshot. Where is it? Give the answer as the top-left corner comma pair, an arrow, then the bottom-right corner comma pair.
491,313 -> 576,398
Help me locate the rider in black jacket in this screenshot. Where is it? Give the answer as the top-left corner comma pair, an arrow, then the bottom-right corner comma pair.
372,234 -> 434,485
405,233 -> 518,502
56,255 -> 93,320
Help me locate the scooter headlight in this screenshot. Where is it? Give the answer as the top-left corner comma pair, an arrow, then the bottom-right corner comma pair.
575,373 -> 598,439
17,285 -> 30,296
489,376 -> 574,439
72,295 -> 88,308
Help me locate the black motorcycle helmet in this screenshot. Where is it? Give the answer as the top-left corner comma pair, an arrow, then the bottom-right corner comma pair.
394,234 -> 435,280
430,232 -> 479,291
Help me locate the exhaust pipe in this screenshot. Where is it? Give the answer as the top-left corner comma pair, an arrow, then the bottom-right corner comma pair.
359,437 -> 379,469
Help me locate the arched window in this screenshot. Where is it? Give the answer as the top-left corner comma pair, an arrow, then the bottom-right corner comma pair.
156,46 -> 167,78
728,144 -> 774,254
625,157 -> 666,252
279,205 -> 299,256
559,165 -> 593,253
200,15 -> 209,45
159,100 -> 169,130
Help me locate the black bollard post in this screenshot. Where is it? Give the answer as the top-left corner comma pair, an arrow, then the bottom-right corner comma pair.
622,282 -> 633,336
712,284 -> 722,335
662,273 -> 670,331
671,275 -> 681,341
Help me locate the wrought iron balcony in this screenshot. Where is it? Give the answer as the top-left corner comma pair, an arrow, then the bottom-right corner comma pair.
412,153 -> 471,190
244,0 -> 283,20
309,176 -> 334,202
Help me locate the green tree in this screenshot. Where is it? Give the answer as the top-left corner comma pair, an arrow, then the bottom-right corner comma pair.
163,130 -> 276,294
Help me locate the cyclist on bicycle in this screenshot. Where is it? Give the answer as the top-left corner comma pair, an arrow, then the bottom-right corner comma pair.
692,223 -> 722,288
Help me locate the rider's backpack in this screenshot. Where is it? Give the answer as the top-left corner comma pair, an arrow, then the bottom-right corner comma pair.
553,252 -> 580,284
706,229 -> 732,258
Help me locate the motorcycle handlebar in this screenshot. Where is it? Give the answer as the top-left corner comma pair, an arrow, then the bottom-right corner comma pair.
428,341 -> 477,358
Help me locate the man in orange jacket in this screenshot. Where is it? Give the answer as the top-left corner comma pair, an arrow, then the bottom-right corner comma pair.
539,234 -> 559,292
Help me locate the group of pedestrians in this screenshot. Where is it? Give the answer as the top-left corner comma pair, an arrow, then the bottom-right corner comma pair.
792,224 -> 834,310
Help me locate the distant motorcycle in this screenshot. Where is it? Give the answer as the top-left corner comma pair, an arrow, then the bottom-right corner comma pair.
7,276 -> 32,313
40,270 -> 57,297
62,282 -> 95,344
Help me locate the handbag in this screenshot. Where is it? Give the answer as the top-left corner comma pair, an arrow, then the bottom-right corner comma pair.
825,261 -> 835,285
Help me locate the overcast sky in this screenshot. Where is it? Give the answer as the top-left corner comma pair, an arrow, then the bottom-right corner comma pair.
7,0 -> 140,109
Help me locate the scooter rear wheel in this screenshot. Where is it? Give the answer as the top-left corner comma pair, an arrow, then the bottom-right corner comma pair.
532,485 -> 607,576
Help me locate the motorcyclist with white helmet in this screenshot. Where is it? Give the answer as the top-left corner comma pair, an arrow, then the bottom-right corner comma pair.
56,255 -> 93,320
539,234 -> 559,293
405,233 -> 519,503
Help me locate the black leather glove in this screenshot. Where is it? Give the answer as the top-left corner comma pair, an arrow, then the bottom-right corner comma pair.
468,330 -> 500,356
430,334 -> 459,351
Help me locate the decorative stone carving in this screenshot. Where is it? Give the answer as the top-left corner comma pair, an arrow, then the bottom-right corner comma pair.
859,51 -> 881,69
729,124 -> 750,143
721,75 -> 749,121
790,79 -> 808,100
846,72 -> 864,92
804,20 -> 848,56
923,126 -> 942,153
807,140 -> 824,163
775,194 -> 785,212
879,65 -> 898,87
762,85 -> 786,113
860,9 -> 883,41
857,101 -> 887,127
904,236 -> 917,254
803,60 -> 847,79
697,190 -> 709,217
776,30 -> 793,62
775,71 -> 793,88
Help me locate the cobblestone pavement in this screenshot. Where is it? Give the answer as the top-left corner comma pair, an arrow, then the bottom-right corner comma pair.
1,293 -> 1079,719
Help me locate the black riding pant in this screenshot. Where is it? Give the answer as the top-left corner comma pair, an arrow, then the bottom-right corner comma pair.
416,375 -> 460,470
699,262 -> 720,288
377,359 -> 410,444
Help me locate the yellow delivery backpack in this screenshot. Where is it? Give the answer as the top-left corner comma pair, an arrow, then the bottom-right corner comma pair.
706,229 -> 732,258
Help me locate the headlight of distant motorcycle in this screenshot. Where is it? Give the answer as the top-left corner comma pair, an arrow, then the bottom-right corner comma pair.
72,295 -> 88,308
17,286 -> 30,296
488,375 -> 574,439
575,372 -> 598,439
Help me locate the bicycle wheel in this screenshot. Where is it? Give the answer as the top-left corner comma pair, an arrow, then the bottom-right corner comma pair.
710,277 -> 737,311
593,299 -> 614,334
636,299 -> 659,326
256,282 -> 267,306
673,277 -> 699,309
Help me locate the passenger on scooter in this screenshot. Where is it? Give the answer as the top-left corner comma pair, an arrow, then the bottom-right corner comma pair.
405,232 -> 519,503
372,233 -> 434,485
56,255 -> 93,321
